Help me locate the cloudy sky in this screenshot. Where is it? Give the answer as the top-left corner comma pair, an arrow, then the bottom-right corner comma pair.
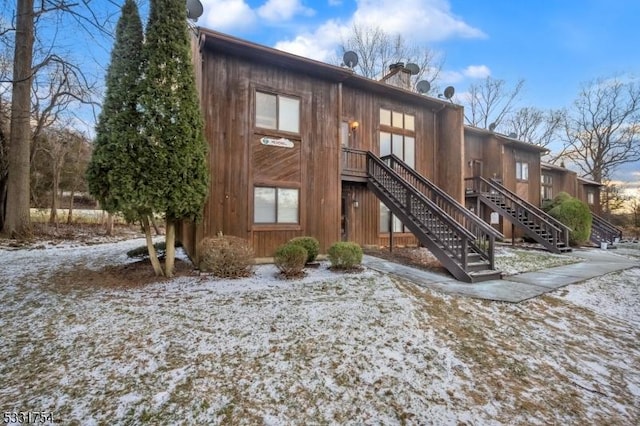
196,0 -> 640,192
198,0 -> 639,110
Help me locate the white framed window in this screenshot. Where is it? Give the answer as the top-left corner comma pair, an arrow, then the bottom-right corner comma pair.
516,161 -> 529,181
254,187 -> 299,224
587,190 -> 595,205
256,91 -> 300,133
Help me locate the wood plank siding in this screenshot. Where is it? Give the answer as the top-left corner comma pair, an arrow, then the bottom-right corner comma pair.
179,28 -> 468,259
464,127 -> 546,239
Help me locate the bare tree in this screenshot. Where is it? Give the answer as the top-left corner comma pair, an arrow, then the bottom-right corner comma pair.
558,76 -> 640,182
63,132 -> 91,224
339,23 -> 444,93
4,0 -> 35,238
504,106 -> 565,148
1,0 -> 115,238
462,76 -> 525,129
30,56 -> 98,166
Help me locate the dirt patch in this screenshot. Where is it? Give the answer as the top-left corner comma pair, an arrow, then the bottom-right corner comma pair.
45,258 -> 196,293
364,246 -> 448,274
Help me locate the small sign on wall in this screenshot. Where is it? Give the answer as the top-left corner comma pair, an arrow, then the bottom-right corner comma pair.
490,212 -> 500,225
260,137 -> 294,148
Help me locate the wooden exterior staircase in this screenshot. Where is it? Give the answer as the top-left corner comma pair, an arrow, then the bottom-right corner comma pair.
590,213 -> 623,247
465,176 -> 572,254
367,153 -> 502,283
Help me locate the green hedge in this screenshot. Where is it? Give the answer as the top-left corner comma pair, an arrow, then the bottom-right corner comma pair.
288,236 -> 320,263
274,243 -> 307,278
547,194 -> 592,246
328,242 -> 363,270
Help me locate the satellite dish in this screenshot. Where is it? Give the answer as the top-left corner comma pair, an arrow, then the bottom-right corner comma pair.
406,63 -> 420,75
187,0 -> 204,20
343,51 -> 359,69
416,80 -> 431,94
508,132 -> 517,138
489,122 -> 497,132
443,86 -> 455,99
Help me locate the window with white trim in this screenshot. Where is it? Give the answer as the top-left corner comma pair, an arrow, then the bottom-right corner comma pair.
254,187 -> 299,224
516,161 -> 529,181
255,91 -> 300,133
587,190 -> 595,205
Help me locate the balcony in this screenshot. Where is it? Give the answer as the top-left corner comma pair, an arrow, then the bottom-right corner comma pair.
341,147 -> 368,182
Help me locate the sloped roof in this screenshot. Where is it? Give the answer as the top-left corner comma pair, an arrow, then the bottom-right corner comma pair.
464,126 -> 548,153
197,27 -> 458,112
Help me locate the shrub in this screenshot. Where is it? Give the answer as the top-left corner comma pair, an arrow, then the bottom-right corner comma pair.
328,241 -> 363,270
548,196 -> 592,246
198,235 -> 254,278
542,191 -> 572,212
127,241 -> 180,258
274,243 -> 307,278
288,236 -> 320,263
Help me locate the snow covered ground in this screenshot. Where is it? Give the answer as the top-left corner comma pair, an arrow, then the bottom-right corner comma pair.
0,239 -> 638,425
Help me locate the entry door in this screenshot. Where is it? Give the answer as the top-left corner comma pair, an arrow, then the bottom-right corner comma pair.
472,160 -> 483,177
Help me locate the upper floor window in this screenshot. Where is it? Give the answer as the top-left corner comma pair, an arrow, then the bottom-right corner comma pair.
380,132 -> 415,169
587,190 -> 595,205
256,91 -> 300,133
516,161 -> 529,181
380,108 -> 415,131
379,108 -> 416,168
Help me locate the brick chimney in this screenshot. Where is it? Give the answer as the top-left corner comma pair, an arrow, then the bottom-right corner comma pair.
381,62 -> 412,91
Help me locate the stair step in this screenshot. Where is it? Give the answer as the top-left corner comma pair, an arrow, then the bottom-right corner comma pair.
468,269 -> 502,282
467,262 -> 492,272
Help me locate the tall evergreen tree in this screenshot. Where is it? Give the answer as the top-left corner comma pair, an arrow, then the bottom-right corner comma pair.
139,0 -> 209,277
87,0 -> 167,274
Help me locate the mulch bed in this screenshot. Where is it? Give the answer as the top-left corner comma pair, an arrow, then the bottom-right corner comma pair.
364,246 -> 448,275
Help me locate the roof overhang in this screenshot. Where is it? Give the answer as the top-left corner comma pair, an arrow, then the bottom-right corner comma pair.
464,126 -> 548,153
197,27 -> 456,112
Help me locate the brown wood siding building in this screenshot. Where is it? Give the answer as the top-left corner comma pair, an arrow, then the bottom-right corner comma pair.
464,127 -> 546,238
541,163 -> 602,215
180,28 -> 464,259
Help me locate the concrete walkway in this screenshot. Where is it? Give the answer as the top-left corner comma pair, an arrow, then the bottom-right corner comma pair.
363,248 -> 639,303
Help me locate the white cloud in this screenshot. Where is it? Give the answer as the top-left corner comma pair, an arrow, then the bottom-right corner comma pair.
201,0 -> 257,31
328,0 -> 343,5
271,0 -> 485,69
274,20 -> 345,62
463,65 -> 491,79
257,0 -> 315,22
353,0 -> 486,43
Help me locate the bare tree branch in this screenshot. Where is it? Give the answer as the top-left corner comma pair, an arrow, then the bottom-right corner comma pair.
559,76 -> 640,182
462,76 -> 525,129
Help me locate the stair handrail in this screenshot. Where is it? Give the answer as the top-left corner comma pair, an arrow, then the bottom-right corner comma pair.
487,177 -> 572,236
367,153 -> 476,263
467,176 -> 570,248
592,213 -> 623,241
382,154 -> 503,240
592,213 -> 623,236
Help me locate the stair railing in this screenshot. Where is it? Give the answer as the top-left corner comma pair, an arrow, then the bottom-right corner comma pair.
466,176 -> 570,249
591,213 -> 623,244
368,153 -> 476,268
383,154 -> 500,269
